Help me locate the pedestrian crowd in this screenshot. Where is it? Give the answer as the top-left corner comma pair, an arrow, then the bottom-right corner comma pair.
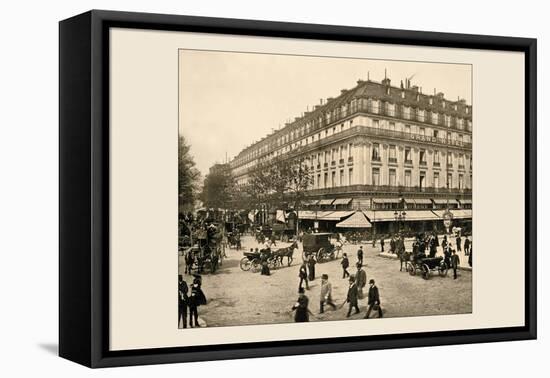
292,245 -> 383,322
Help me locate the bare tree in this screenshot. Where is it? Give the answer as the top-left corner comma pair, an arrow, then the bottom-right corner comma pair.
178,135 -> 201,213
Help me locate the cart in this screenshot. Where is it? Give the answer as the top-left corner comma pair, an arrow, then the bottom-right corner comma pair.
302,233 -> 341,262
406,256 -> 448,279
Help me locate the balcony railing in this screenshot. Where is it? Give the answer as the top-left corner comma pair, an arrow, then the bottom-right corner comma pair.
388,157 -> 397,163
404,159 -> 413,165
348,156 -> 354,163
419,160 -> 427,166
241,124 -> 472,168
458,164 -> 465,170
433,162 -> 441,167
339,158 -> 345,165
372,156 -> 381,162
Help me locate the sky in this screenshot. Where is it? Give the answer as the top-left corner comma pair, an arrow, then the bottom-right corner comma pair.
179,50 -> 471,176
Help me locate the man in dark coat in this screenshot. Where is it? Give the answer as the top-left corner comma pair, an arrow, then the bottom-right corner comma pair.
298,262 -> 309,290
390,237 -> 396,254
345,275 -> 360,317
451,249 -> 460,279
357,246 -> 364,266
292,287 -> 310,322
429,237 -> 437,258
364,279 -> 383,319
188,275 -> 206,327
178,275 -> 189,328
380,238 -> 385,252
307,255 -> 317,281
355,263 -> 367,299
456,235 -> 462,252
341,253 -> 350,278
468,246 -> 472,267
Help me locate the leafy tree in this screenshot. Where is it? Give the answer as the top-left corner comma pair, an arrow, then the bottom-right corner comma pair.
200,164 -> 236,210
178,135 -> 201,213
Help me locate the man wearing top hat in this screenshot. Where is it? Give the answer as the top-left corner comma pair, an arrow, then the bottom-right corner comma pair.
364,279 -> 383,319
355,263 -> 367,299
345,275 -> 360,317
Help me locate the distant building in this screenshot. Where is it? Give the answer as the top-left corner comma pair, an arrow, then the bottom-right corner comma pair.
229,76 -> 472,233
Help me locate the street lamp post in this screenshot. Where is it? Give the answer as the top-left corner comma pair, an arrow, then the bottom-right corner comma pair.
394,210 -> 407,233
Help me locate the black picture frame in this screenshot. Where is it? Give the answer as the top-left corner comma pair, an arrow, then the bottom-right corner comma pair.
59,9 -> 537,368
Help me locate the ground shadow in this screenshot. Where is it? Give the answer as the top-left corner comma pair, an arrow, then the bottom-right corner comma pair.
38,343 -> 58,355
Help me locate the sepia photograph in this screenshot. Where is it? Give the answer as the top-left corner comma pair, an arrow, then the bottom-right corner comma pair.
177,50 -> 473,329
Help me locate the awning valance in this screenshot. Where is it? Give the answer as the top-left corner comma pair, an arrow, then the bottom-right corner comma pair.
321,211 -> 355,220
459,199 -> 472,205
333,198 -> 352,205
318,199 -> 335,205
336,211 -> 372,228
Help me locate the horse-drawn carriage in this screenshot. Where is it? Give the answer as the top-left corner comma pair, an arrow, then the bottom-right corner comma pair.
406,255 -> 448,279
239,241 -> 299,272
302,233 -> 341,262
182,223 -> 223,274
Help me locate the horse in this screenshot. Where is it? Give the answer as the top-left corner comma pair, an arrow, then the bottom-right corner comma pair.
273,241 -> 299,267
398,250 -> 411,272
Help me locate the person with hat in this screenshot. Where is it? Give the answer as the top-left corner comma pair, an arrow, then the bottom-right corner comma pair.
187,274 -> 206,327
357,246 -> 364,266
307,254 -> 317,281
355,263 -> 367,299
345,275 -> 360,317
178,274 -> 189,328
451,249 -> 461,279
291,287 -> 310,322
364,279 -> 383,319
341,253 -> 350,278
319,274 -> 336,313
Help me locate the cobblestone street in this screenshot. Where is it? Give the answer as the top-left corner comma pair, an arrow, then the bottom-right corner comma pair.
179,235 -> 471,328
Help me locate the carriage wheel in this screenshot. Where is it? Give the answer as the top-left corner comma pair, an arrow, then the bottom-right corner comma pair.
268,258 -> 277,269
439,261 -> 448,277
317,248 -> 325,261
407,263 -> 416,276
422,264 -> 430,280
240,257 -> 252,271
251,259 -> 261,273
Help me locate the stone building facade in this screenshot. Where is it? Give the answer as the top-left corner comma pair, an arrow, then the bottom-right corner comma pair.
229,76 -> 472,233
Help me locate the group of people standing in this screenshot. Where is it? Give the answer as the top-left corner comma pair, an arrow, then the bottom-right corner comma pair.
292,246 -> 383,322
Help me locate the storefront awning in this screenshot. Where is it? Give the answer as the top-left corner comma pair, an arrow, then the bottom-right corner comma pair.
336,211 -> 372,228
432,209 -> 472,219
459,199 -> 472,205
408,198 -> 433,205
321,211 -> 355,221
372,198 -> 401,204
318,199 -> 335,205
333,198 -> 352,205
364,210 -> 440,222
301,199 -> 319,206
433,199 -> 458,205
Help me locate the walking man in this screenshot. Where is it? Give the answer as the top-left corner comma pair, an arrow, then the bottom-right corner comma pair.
292,287 -> 310,322
178,274 -> 188,328
456,234 -> 462,253
345,275 -> 360,317
355,263 -> 367,299
364,279 -> 383,319
319,274 -> 336,313
357,246 -> 364,266
451,249 -> 461,279
188,277 -> 206,328
298,262 -> 309,290
380,237 -> 385,252
341,253 -> 350,278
